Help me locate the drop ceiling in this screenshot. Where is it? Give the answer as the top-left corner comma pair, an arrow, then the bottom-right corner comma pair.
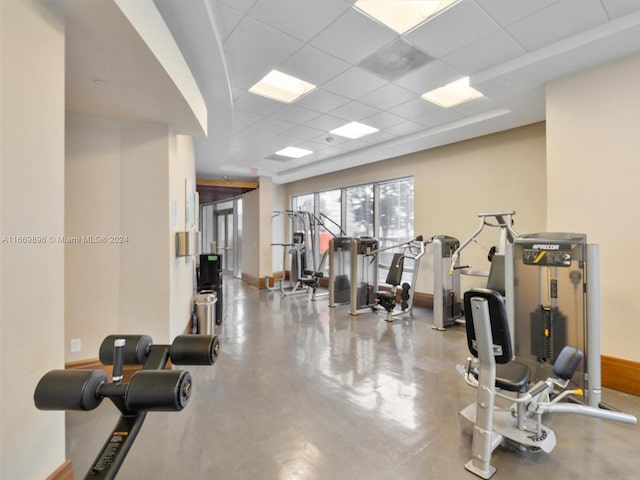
69,0 -> 640,185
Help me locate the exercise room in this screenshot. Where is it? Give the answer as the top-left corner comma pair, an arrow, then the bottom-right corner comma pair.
2,1 -> 640,479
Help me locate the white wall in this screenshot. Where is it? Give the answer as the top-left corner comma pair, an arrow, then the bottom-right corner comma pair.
0,1 -> 66,478
65,114 -> 122,359
546,53 -> 640,362
169,134 -> 197,339
66,114 -> 196,357
119,121 -> 172,341
285,123 -> 547,294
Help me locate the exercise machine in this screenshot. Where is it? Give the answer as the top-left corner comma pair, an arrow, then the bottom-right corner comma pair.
328,236 -> 379,315
506,232 -> 606,407
374,236 -> 425,322
433,211 -> 519,330
266,210 -> 334,298
458,288 -> 636,479
431,235 -> 463,330
34,334 -> 220,480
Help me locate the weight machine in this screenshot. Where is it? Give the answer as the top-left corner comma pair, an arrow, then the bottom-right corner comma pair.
266,210 -> 343,298
457,288 -> 636,479
373,236 -> 426,322
328,236 -> 379,315
34,334 -> 220,480
432,211 -> 519,330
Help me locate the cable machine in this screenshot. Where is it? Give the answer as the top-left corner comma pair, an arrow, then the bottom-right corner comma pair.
433,211 -> 519,330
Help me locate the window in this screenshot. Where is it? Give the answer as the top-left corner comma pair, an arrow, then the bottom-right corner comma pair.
291,177 -> 414,280
345,185 -> 374,237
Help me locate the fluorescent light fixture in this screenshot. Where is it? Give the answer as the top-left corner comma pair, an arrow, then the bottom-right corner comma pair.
275,146 -> 313,158
330,121 -> 379,139
421,76 -> 483,108
354,0 -> 457,34
249,70 -> 316,104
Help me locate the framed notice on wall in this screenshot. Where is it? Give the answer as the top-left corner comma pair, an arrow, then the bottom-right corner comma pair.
185,178 -> 195,230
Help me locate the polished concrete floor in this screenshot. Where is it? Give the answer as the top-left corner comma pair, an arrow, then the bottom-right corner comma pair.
67,278 -> 640,479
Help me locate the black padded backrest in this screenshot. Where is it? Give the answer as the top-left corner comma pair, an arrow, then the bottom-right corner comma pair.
385,253 -> 404,286
463,288 -> 513,364
486,254 -> 505,295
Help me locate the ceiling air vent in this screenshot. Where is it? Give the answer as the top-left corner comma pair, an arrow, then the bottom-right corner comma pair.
359,38 -> 433,81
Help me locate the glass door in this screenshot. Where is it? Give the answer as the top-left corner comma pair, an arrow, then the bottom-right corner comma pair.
215,209 -> 234,272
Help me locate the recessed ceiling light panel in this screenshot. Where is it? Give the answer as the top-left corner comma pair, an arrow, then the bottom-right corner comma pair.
249,70 -> 316,104
421,76 -> 483,108
354,0 -> 458,34
275,146 -> 313,158
330,121 -> 379,139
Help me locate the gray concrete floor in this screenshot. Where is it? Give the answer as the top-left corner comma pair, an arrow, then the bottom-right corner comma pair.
67,278 -> 640,479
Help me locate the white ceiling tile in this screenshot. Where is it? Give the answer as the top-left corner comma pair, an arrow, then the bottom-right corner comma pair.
505,0 -> 609,52
393,60 -> 461,95
251,115 -> 298,134
217,0 -> 257,14
278,45 -> 350,86
305,114 -> 347,132
600,0 -> 640,19
388,98 -> 440,121
270,104 -> 321,124
328,101 -> 381,121
248,0 -> 350,42
405,0 -> 499,58
474,0 -> 561,26
443,29 -> 526,74
224,15 -> 303,76
361,111 -> 406,130
309,8 -> 398,64
359,83 -> 417,110
286,124 -> 326,141
225,52 -> 269,90
232,107 -> 263,130
323,67 -> 388,99
234,92 -> 284,116
294,88 -> 351,113
210,1 -> 245,41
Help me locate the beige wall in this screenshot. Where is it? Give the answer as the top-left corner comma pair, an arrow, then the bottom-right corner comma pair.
65,114 -> 122,358
242,177 -> 275,284
242,189 -> 260,280
285,123 -> 548,293
547,53 -> 640,361
169,134 -> 197,339
66,114 -> 196,358
0,1 -> 66,478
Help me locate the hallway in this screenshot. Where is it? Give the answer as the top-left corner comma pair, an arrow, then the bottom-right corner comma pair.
67,278 -> 640,479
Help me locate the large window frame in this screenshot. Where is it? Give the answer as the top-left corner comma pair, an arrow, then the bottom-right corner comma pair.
291,176 -> 414,281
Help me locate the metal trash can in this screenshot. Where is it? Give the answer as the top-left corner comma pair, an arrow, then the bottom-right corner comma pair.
195,291 -> 217,335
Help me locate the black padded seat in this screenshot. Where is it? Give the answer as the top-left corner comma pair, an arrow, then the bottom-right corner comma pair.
377,291 -> 396,300
495,362 -> 531,392
472,362 -> 531,393
464,288 -> 533,393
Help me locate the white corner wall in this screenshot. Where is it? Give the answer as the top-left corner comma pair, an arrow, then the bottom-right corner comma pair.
66,115 -> 196,359
546,53 -> 640,362
65,113 -> 122,359
169,134 -> 197,339
0,1 -> 66,478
